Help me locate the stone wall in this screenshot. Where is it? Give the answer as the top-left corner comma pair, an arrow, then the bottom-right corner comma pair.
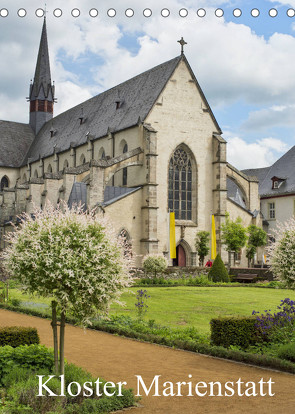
229,267 -> 274,281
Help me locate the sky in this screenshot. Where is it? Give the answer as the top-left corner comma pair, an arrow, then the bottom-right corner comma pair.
0,0 -> 295,169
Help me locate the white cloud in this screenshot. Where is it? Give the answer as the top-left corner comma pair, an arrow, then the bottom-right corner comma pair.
226,136 -> 289,169
242,104 -> 295,131
1,0 -> 295,132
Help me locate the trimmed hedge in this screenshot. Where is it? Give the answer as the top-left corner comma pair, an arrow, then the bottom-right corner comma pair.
0,302 -> 295,375
210,317 -> 259,349
0,326 -> 39,347
277,343 -> 295,363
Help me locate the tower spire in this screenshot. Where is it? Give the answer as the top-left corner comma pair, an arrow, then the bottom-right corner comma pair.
29,17 -> 55,135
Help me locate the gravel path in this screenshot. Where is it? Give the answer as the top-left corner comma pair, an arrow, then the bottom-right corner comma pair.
1,309 -> 295,414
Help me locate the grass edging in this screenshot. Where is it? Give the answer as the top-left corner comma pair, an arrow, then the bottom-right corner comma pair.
0,302 -> 294,375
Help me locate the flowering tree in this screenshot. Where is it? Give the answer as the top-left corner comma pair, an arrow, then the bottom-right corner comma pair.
3,203 -> 133,375
268,217 -> 295,288
142,254 -> 168,278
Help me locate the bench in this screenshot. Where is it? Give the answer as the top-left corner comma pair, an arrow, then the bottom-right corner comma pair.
236,274 -> 258,283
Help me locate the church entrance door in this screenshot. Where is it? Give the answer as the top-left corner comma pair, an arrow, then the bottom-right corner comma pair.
173,244 -> 186,267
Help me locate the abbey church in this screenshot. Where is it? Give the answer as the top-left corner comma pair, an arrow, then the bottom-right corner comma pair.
0,19 -> 263,267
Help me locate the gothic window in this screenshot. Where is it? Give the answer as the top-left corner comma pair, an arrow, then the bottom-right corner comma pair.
123,144 -> 128,186
47,164 -> 52,173
0,176 -> 9,191
38,100 -> 45,112
80,154 -> 86,165
98,147 -> 106,160
63,159 -> 69,169
33,170 -> 38,178
168,147 -> 193,220
22,173 -> 27,183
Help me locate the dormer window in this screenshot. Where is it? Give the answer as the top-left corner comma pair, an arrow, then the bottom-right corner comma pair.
271,176 -> 286,189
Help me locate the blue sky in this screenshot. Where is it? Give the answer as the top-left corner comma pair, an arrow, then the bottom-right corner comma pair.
0,0 -> 295,169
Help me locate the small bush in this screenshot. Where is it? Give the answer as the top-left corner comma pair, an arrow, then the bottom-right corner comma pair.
210,316 -> 259,349
208,254 -> 229,283
0,344 -> 55,385
0,326 -> 39,347
142,254 -> 168,277
277,343 -> 295,363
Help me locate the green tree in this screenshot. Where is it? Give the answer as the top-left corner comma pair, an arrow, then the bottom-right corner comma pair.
221,214 -> 247,269
208,254 -> 229,282
246,225 -> 267,267
195,231 -> 210,266
143,254 -> 168,277
3,203 -> 132,375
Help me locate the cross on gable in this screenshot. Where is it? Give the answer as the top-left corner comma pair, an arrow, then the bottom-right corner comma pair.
177,37 -> 187,54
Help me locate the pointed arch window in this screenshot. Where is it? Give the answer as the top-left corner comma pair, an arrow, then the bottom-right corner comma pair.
123,144 -> 128,186
0,176 -> 9,191
168,147 -> 193,220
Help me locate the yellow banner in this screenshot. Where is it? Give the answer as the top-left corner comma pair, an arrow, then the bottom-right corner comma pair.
211,214 -> 217,260
169,212 -> 176,259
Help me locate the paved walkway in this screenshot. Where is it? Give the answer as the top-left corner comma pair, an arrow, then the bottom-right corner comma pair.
1,309 -> 295,414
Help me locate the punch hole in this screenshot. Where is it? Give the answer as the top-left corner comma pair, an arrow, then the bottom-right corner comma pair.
71,9 -> 80,18
197,8 -> 206,17
161,9 -> 170,17
53,8 -> 62,18
215,9 -> 224,17
35,8 -> 45,17
269,9 -> 277,17
125,9 -> 134,17
233,8 -> 242,17
179,9 -> 188,18
107,9 -> 116,17
251,9 -> 260,17
18,8 -> 27,17
143,8 -> 152,17
287,9 -> 295,17
89,9 -> 98,17
0,8 -> 9,17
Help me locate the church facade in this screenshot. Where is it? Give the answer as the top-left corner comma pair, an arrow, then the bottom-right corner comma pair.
0,19 -> 262,267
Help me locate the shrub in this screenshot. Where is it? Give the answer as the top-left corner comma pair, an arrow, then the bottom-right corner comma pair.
208,254 -> 229,283
277,343 -> 295,363
0,326 -> 39,347
142,254 -> 168,277
210,316 -> 259,349
0,344 -> 55,385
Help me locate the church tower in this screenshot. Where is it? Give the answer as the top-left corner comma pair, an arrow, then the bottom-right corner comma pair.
29,17 -> 55,135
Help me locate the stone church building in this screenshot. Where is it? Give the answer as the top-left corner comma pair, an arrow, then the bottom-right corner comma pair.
0,19 -> 262,267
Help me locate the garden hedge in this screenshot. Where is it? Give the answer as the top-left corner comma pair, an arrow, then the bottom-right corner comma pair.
210,316 -> 259,349
0,326 -> 39,347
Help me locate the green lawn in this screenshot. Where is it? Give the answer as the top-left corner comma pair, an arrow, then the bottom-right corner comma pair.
8,286 -> 295,336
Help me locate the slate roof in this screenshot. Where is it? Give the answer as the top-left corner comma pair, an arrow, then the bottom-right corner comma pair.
23,55 -> 184,165
103,186 -> 141,206
226,176 -> 247,210
68,182 -> 87,211
0,121 -> 35,167
242,146 -> 295,197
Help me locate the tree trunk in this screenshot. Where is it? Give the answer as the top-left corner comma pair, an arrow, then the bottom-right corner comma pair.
59,310 -> 66,376
228,251 -> 231,272
51,301 -> 59,374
